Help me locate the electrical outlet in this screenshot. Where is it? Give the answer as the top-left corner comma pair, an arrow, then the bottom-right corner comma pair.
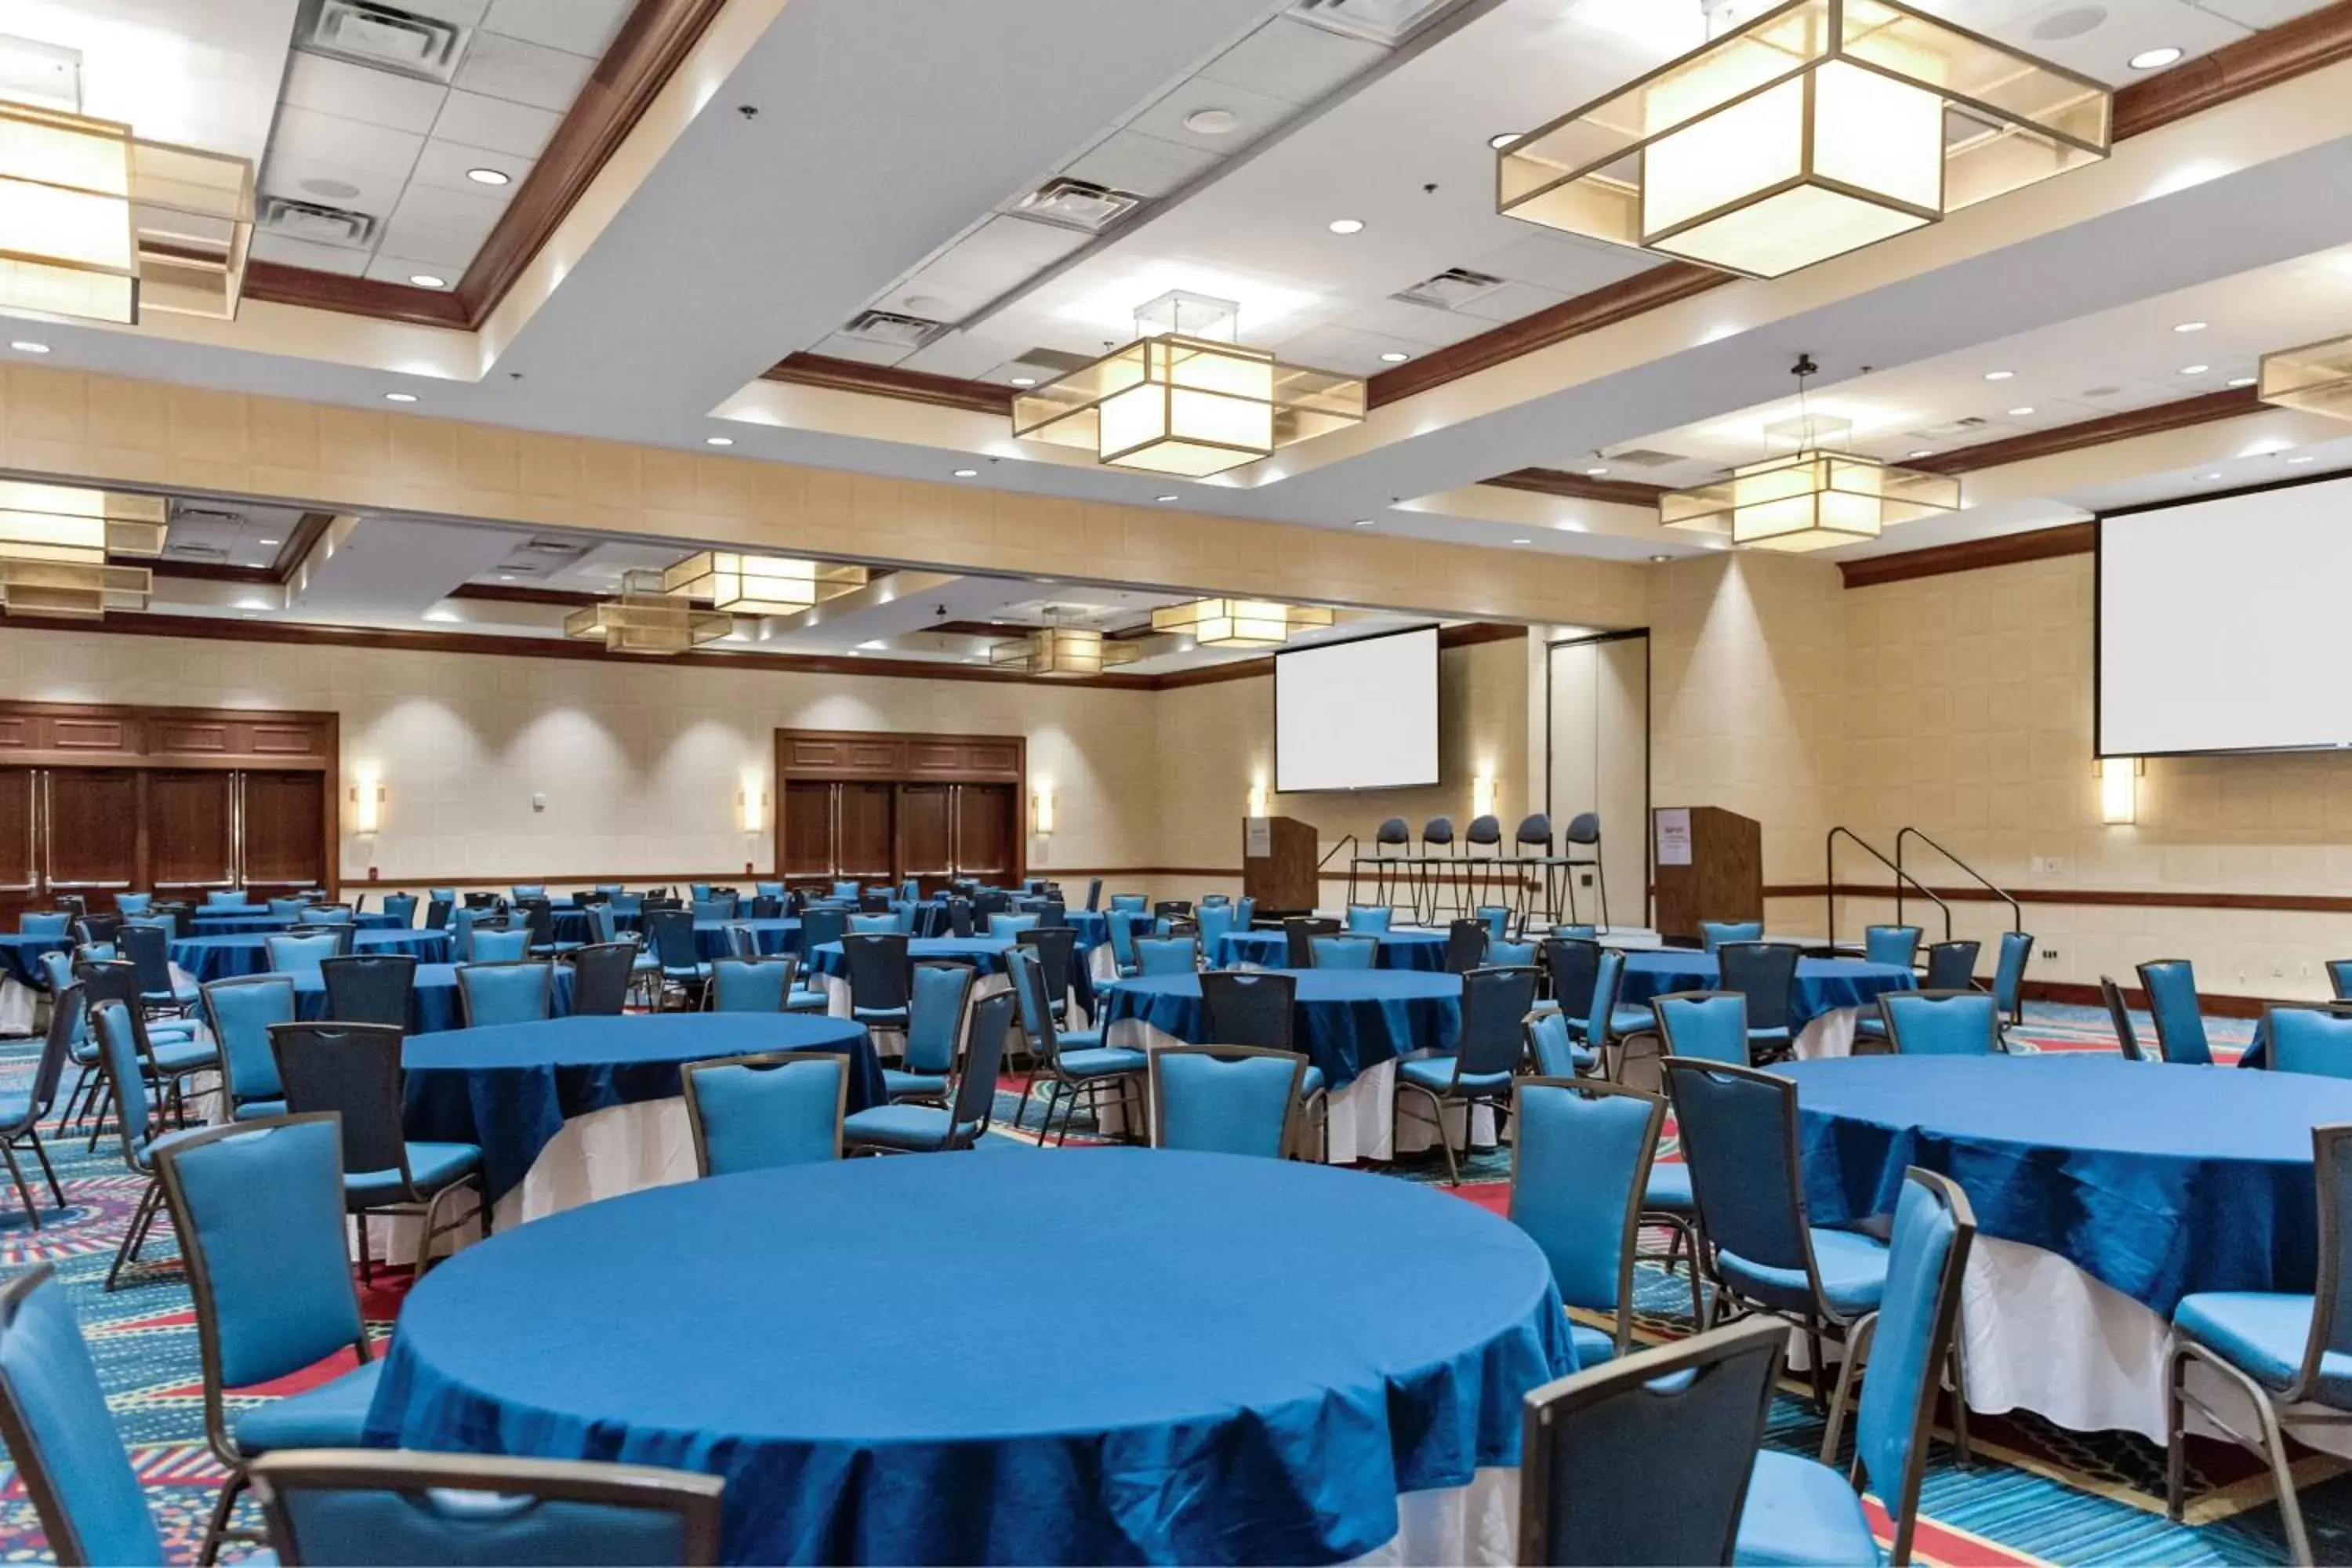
2039,946 -> 2060,962
2303,963 -> 2314,978
1580,873 -> 1593,887
2274,964 -> 2285,978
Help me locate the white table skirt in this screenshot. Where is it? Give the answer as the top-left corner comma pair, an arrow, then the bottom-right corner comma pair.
0,978 -> 35,1038
1791,1007 -> 1861,1060
1349,1467 -> 1516,1566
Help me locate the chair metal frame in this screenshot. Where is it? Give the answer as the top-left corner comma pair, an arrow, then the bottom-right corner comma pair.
0,988 -> 72,1227
1197,970 -> 1322,1160
568,941 -> 642,1017
0,1264 -> 165,1566
2099,975 -> 2147,1061
1146,1044 -> 1306,1157
1646,988 -> 1750,1323
1394,964 -> 1537,1185
681,1051 -> 851,1175
1007,947 -> 1142,1147
1511,1076 -> 1664,1361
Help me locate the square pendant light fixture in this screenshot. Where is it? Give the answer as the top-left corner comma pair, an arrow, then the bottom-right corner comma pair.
989,626 -> 1140,678
2257,333 -> 2352,423
130,136 -> 255,320
1011,292 -> 1364,477
661,552 -> 869,615
1497,0 -> 2110,279
1149,597 -> 1334,648
0,481 -> 164,618
564,571 -> 733,655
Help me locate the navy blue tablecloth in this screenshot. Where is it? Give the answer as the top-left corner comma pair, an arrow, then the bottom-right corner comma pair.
402,1014 -> 876,1202
1210,929 -> 1448,971
1783,1054 -> 2352,1316
691,919 -> 799,960
361,1149 -> 1570,1564
189,910 -> 408,935
0,934 -> 68,989
1620,953 -> 1915,1031
1100,969 -> 1462,1094
806,936 -> 1098,1016
287,962 -> 575,1036
170,927 -> 452,982
1063,909 -> 1109,949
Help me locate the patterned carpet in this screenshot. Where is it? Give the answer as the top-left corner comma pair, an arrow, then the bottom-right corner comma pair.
0,1001 -> 2325,1566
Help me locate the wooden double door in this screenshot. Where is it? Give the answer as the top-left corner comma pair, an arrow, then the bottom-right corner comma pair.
776,730 -> 1022,895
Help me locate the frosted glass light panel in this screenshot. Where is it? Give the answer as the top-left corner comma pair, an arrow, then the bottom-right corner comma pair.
0,559 -> 151,617
130,137 -> 253,320
990,627 -> 1140,677
1661,448 -> 1958,551
1149,597 -> 1334,648
1497,0 -> 2109,278
0,482 -> 165,563
0,102 -> 136,322
662,552 -> 867,615
2259,333 -> 2352,423
564,572 -> 732,655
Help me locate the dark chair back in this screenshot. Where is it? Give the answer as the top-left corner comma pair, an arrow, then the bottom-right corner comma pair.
319,954 -> 416,1031
1199,971 -> 1296,1049
1518,1317 -> 1784,1566
1921,939 -> 1980,991
1662,1058 -> 1816,1282
118,922 -> 174,1001
1421,816 -> 1455,850
1154,900 -> 1193,919
74,961 -> 155,1053
570,943 -> 639,1016
1514,814 -> 1553,855
842,934 -> 912,1017
800,906 -> 850,951
1014,926 -> 1076,1013
1990,930 -> 2033,1019
949,991 -> 1016,1142
2137,958 -> 2212,1065
1458,966 -> 1540,1079
268,1022 -> 413,1187
76,914 -> 122,946
519,899 -> 556,952
2100,975 -> 2145,1061
946,898 -> 975,938
424,898 -> 452,931
1541,938 -> 1601,1013
1445,919 -> 1490,975
1375,817 -> 1410,851
1716,942 -> 1800,1033
645,909 -> 700,973
1564,811 -> 1601,849
1467,815 -> 1503,852
1281,916 -> 1338,969
1084,877 -> 1103,912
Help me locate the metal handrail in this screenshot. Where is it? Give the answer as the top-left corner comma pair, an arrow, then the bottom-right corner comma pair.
1824,826 -> 1951,946
1894,827 -> 2022,937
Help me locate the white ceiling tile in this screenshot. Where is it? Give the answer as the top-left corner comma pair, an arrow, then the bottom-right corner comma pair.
365,252 -> 463,285
900,331 -> 1036,378
1127,75 -> 1298,153
875,277 -> 994,324
375,213 -> 490,270
412,136 -> 535,194
1060,130 -> 1219,200
2193,0 -> 2335,23
1980,0 -> 2246,84
268,105 -> 426,178
1197,16 -> 1385,105
391,181 -> 510,239
1334,296 -> 1495,347
250,233 -> 371,274
1470,230 -> 1653,293
808,333 -> 916,367
283,53 -> 448,136
379,0 -> 492,26
481,0 -> 633,56
453,30 -> 595,111
1262,321 -> 1431,376
1450,278 -> 1568,322
909,216 -> 1091,298
259,154 -> 411,219
433,90 -> 563,158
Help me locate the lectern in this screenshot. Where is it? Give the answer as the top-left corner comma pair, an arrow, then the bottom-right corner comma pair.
1650,806 -> 1760,941
1242,816 -> 1317,916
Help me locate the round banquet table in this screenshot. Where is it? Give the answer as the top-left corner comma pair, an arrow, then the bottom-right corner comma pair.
1099,970 -> 1469,1164
0,932 -> 69,989
1619,952 -> 1915,1057
188,909 -> 408,935
361,1149 -> 1571,1565
1210,928 -> 1449,971
802,935 -> 1098,1025
1781,1054 -> 2352,1447
169,926 -> 451,982
689,917 -> 799,960
285,961 -> 574,1036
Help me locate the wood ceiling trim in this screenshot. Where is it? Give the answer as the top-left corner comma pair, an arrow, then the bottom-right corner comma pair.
760,354 -> 1016,415
1835,521 -> 2096,589
1484,466 -> 1670,506
150,510 -> 336,586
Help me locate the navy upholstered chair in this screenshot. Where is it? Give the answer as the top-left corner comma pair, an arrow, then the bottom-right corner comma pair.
2099,975 -> 2147,1061
1008,947 -> 1145,1145
885,961 -> 972,1102
1282,917 -> 1338,968
379,892 -> 418,927
1013,926 -> 1077,1026
1882,990 -> 2000,1055
842,933 -> 913,1035
846,989 -> 1014,1154
1700,920 -> 1763,953
1537,938 -> 1601,1024
681,1052 -> 848,1174
1308,934 -> 1377,971
1736,1168 -> 1977,1568
456,960 -> 554,1027
799,906 -> 848,953
2263,1005 -> 2352,1080
1149,1046 -> 1305,1159
320,954 -> 416,1031
1518,1317 -> 1784,1567
1716,942 -> 1801,1060
1922,939 -> 1980,992
81,960 -> 216,1139
18,910 -> 69,937
250,1450 -> 724,1567
0,1264 -> 174,1564
1864,924 -> 1923,968
119,922 -> 197,1017
150,1114 -> 382,1564
264,931 -> 343,977
269,1022 -> 482,1281
200,976 -> 295,1120
1196,901 -> 1236,953
708,956 -> 793,1014
42,953 -> 106,1139
570,942 -> 641,1016
470,927 -> 531,964
2137,959 -> 2212,1065
646,910 -> 710,1006
1083,877 -> 1104,912
1395,964 -> 1537,1185
1524,1010 -> 1595,1078
1346,904 -> 1392,935
1511,1078 -> 1663,1365
1444,918 -> 1489,975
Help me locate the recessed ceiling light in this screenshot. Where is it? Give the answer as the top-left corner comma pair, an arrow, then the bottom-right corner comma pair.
1512,537 -> 1533,545
2179,364 -> 2209,376
9,340 -> 49,354
1584,466 -> 1609,476
1488,132 -> 1522,150
1649,554 -> 1672,563
2198,470 -> 2223,480
1907,448 -> 1933,459
256,537 -> 279,546
953,468 -> 978,478
2130,45 -> 2183,70
2007,405 -> 2035,416
1009,376 -> 1036,387
408,274 -> 447,289
2228,376 -> 2257,387
1352,518 -> 1375,526
1156,494 -> 1179,503
857,640 -> 887,651
1327,218 -> 1364,235
2288,455 -> 2316,464
499,575 -> 516,583
1984,369 -> 2015,381
705,435 -> 733,446
1378,350 -> 1410,363
2173,321 -> 2208,333
383,391 -> 417,402
466,167 -> 511,186
1184,107 -> 1239,135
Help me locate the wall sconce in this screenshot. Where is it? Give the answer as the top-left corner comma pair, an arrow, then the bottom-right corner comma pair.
1472,768 -> 1497,821
1247,779 -> 1270,818
350,777 -> 384,834
1032,782 -> 1056,836
2098,757 -> 2142,825
738,786 -> 768,834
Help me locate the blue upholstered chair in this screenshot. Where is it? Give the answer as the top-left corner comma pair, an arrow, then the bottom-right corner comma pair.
885,962 -> 973,1102
1196,970 -> 1324,1157
1719,941 -> 1802,1061
1736,1168 -> 1978,1568
268,1022 -> 482,1282
1234,895 -> 1255,931
1579,947 -> 1660,1078
17,910 -> 69,938
1864,924 -> 1923,968
1475,905 -> 1512,942
1106,909 -> 1149,978
1518,1318 -> 1785,1566
830,880 -> 861,903
1882,989 -> 2000,1055
1524,1010 -> 1595,1078
1511,1078 -> 1664,1365
456,960 -> 554,1027
1654,989 -> 1751,1068
150,1115 -> 385,1564
708,956 -> 792,1014
2263,1006 -> 2352,1080
889,900 -> 919,935
470,927 -> 531,964
1346,904 -> 1392,935
1988,929 -> 2033,1045
1149,1047 -> 1305,1159
200,976 -> 294,1120
0,1264 -> 172,1564
2330,960 -> 2352,1004
263,932 -> 341,975
846,989 -> 1014,1154
1008,947 -> 1145,1145
848,913 -> 895,935
645,910 -> 710,1006
90,1000 -> 210,1291
690,898 -> 736,926
682,1052 -> 847,1174
114,891 -> 151,916
1109,893 -> 1148,914
447,905 -> 481,962
989,912 -> 1039,942
2137,958 -> 2212,1065
205,890 -> 249,909
268,897 -> 309,919
1395,964 -> 1537,1185
0,989 -> 73,1228
688,884 -> 712,902
1490,938 -> 1537,968
250,1450 -> 724,1567
1308,935 -> 1377,971
428,887 -> 458,906
379,893 -> 418,928
2166,1122 -> 2352,1564
1700,919 -> 1764,953
1196,902 -> 1236,953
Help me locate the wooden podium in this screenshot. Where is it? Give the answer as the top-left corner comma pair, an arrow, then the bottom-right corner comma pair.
1650,806 -> 1761,941
1242,816 -> 1317,916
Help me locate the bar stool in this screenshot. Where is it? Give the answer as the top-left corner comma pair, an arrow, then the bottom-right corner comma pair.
1418,816 -> 1457,924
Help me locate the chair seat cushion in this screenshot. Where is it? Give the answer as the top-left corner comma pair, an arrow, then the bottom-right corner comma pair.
662,963 -> 710,982
232,1098 -> 289,1121
786,989 -> 829,1014
1058,1047 -> 1147,1079
853,1006 -> 910,1026
1397,1057 -> 1513,1096
133,1123 -> 213,1167
346,1142 -> 481,1206
1051,1027 -> 1105,1051
1851,1014 -> 1886,1038
1733,1449 -> 1882,1566
844,1103 -> 954,1151
1642,1162 -> 1693,1214
1748,1025 -> 1793,1047
0,1091 -> 27,1129
231,1361 -> 384,1456
144,983 -> 200,1009
2174,1292 -> 2348,1396
883,1069 -> 949,1101
1570,1320 -> 1616,1370
1300,1065 -> 1326,1098
1717,1228 -> 1889,1319
150,1038 -> 220,1075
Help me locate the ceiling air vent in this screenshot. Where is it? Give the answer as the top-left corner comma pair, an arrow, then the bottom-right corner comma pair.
1018,178 -> 1142,235
843,310 -> 943,350
1909,416 -> 1993,441
1287,0 -> 1467,46
1599,447 -> 1687,470
305,0 -> 466,82
1394,267 -> 1504,311
260,195 -> 375,247
492,538 -> 593,579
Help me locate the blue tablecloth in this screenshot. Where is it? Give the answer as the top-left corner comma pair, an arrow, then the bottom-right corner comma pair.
286,962 -> 575,1036
362,1149 -> 1570,1563
1063,910 -> 1109,949
1783,1054 -> 2352,1316
1619,953 -> 1915,1032
803,937 -> 1098,1016
691,919 -> 799,960
0,934 -> 68,989
1210,929 -> 1448,972
169,927 -> 452,983
1100,969 -> 1462,1094
189,910 -> 408,935
402,1013 -> 877,1202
